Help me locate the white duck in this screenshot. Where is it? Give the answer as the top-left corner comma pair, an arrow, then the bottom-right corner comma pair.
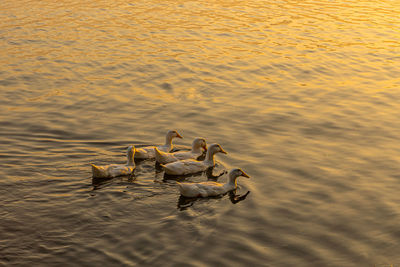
178,168 -> 250,197
135,130 -> 183,159
91,145 -> 136,178
160,143 -> 227,176
154,137 -> 207,164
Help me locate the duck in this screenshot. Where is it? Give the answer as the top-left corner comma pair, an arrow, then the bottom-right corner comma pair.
91,145 -> 136,178
160,143 -> 227,176
177,168 -> 250,197
135,130 -> 183,159
154,137 -> 207,164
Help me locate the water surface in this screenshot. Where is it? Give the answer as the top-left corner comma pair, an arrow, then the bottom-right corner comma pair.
1,0 -> 400,266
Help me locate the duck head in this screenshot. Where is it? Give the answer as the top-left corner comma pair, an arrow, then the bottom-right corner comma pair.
166,130 -> 183,140
209,143 -> 227,155
165,130 -> 183,145
192,137 -> 207,152
228,168 -> 250,185
230,168 -> 250,179
205,143 -> 227,162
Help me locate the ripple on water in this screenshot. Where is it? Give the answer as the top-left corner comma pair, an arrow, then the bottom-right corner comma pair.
1,0 -> 400,266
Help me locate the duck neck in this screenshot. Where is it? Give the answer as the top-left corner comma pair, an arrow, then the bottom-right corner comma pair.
127,148 -> 135,166
127,156 -> 134,166
204,150 -> 215,165
164,135 -> 173,148
227,175 -> 238,188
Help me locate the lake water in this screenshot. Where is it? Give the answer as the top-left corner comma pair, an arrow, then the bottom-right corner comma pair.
1,0 -> 400,266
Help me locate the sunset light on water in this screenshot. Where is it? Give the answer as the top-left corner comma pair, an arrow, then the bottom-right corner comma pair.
1,0 -> 400,266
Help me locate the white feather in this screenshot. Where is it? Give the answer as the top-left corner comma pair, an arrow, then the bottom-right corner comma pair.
178,168 -> 250,197
135,130 -> 182,159
155,137 -> 207,164
161,143 -> 226,175
91,146 -> 136,178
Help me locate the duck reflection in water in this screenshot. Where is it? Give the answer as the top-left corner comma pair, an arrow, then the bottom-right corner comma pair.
178,190 -> 251,210
91,173 -> 136,191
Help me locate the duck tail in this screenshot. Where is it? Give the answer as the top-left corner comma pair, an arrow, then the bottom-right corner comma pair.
91,164 -> 102,178
154,147 -> 164,163
177,182 -> 184,193
177,183 -> 194,197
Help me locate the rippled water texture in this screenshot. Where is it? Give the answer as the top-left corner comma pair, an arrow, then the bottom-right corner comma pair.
1,0 -> 400,266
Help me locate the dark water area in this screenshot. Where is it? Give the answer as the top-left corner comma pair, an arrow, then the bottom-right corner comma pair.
1,0 -> 400,266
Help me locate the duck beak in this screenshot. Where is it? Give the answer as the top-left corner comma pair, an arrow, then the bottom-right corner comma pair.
220,148 -> 227,154
176,133 -> 183,139
241,171 -> 250,178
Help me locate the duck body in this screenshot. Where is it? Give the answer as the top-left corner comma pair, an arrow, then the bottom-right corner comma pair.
135,146 -> 166,159
160,143 -> 226,176
161,159 -> 212,176
178,168 -> 250,197
135,130 -> 182,159
178,181 -> 231,198
155,137 -> 207,164
91,145 -> 136,178
91,164 -> 135,178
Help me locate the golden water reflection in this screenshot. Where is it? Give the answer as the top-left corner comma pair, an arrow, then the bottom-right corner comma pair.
1,0 -> 400,266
